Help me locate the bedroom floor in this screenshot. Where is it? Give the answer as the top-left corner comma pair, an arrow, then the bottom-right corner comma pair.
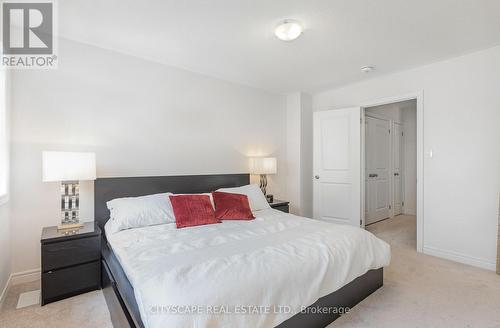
330,215 -> 500,328
1,215 -> 499,328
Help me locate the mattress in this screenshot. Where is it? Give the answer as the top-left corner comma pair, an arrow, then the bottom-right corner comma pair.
105,209 -> 391,328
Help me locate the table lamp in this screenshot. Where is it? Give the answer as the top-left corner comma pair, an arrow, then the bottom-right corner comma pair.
42,151 -> 96,230
249,157 -> 277,197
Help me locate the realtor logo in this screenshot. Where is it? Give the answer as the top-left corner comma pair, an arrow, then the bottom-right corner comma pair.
1,1 -> 57,68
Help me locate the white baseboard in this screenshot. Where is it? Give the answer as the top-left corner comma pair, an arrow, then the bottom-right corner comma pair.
0,268 -> 42,310
403,209 -> 416,215
0,269 -> 41,310
11,269 -> 41,286
423,246 -> 496,271
0,274 -> 12,311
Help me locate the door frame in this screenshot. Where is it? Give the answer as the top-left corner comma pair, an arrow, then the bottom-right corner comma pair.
361,91 -> 424,252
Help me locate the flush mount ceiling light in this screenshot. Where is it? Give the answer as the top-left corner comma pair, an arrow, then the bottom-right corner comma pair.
361,66 -> 375,73
274,19 -> 303,41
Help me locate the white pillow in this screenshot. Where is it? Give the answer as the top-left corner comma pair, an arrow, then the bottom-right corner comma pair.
216,184 -> 270,211
106,192 -> 174,234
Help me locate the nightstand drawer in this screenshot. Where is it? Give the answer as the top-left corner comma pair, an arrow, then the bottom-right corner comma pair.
273,205 -> 289,213
42,260 -> 100,305
42,236 -> 100,271
269,200 -> 290,213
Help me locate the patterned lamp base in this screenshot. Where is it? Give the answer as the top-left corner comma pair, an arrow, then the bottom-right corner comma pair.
259,174 -> 268,195
58,181 -> 83,230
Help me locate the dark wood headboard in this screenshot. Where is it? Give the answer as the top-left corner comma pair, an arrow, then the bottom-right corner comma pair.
94,173 -> 250,230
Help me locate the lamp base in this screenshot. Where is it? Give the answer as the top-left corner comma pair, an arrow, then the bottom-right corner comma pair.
259,174 -> 268,195
61,181 -> 80,226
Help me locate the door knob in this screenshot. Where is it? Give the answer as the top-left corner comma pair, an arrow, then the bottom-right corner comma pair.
394,173 -> 399,176
368,173 -> 378,178
314,175 -> 320,179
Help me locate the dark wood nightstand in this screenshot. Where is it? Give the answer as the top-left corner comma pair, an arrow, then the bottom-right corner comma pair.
41,222 -> 101,305
269,200 -> 290,213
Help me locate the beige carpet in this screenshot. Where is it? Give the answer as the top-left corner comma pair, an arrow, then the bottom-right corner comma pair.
330,215 -> 500,328
0,280 -> 112,328
1,215 -> 499,327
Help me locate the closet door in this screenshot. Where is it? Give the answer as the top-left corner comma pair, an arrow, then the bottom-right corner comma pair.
366,116 -> 390,224
393,123 -> 404,215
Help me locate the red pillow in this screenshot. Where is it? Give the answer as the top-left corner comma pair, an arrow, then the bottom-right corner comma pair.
169,195 -> 220,229
212,192 -> 255,220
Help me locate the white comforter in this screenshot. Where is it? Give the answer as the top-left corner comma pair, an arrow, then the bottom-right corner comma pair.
106,209 -> 390,328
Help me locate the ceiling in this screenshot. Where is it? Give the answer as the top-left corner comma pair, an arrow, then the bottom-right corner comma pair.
59,0 -> 500,94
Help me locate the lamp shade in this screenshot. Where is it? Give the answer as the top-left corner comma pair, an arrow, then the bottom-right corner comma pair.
249,157 -> 277,175
42,151 -> 96,182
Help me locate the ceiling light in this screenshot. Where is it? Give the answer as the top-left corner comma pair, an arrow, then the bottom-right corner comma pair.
274,19 -> 303,41
361,66 -> 375,73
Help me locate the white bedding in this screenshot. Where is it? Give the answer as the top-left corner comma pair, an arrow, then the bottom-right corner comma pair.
106,209 -> 391,328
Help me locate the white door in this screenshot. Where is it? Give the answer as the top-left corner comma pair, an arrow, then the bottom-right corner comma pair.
393,123 -> 404,216
313,108 -> 361,227
365,116 -> 390,224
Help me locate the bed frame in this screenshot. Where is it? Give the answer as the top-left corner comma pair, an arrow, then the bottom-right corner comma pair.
95,173 -> 383,328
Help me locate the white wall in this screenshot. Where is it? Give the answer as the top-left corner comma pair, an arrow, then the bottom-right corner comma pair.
286,93 -> 301,214
286,92 -> 313,216
366,102 -> 404,123
0,70 -> 11,304
0,204 -> 11,304
300,94 -> 313,218
10,38 -> 287,274
314,46 -> 500,270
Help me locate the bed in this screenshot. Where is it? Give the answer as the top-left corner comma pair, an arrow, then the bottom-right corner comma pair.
95,174 -> 390,328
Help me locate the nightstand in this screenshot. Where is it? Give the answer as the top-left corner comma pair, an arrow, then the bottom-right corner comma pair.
41,222 -> 101,305
269,200 -> 290,213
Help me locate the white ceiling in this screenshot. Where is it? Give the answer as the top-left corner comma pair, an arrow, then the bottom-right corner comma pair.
59,0 -> 500,94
